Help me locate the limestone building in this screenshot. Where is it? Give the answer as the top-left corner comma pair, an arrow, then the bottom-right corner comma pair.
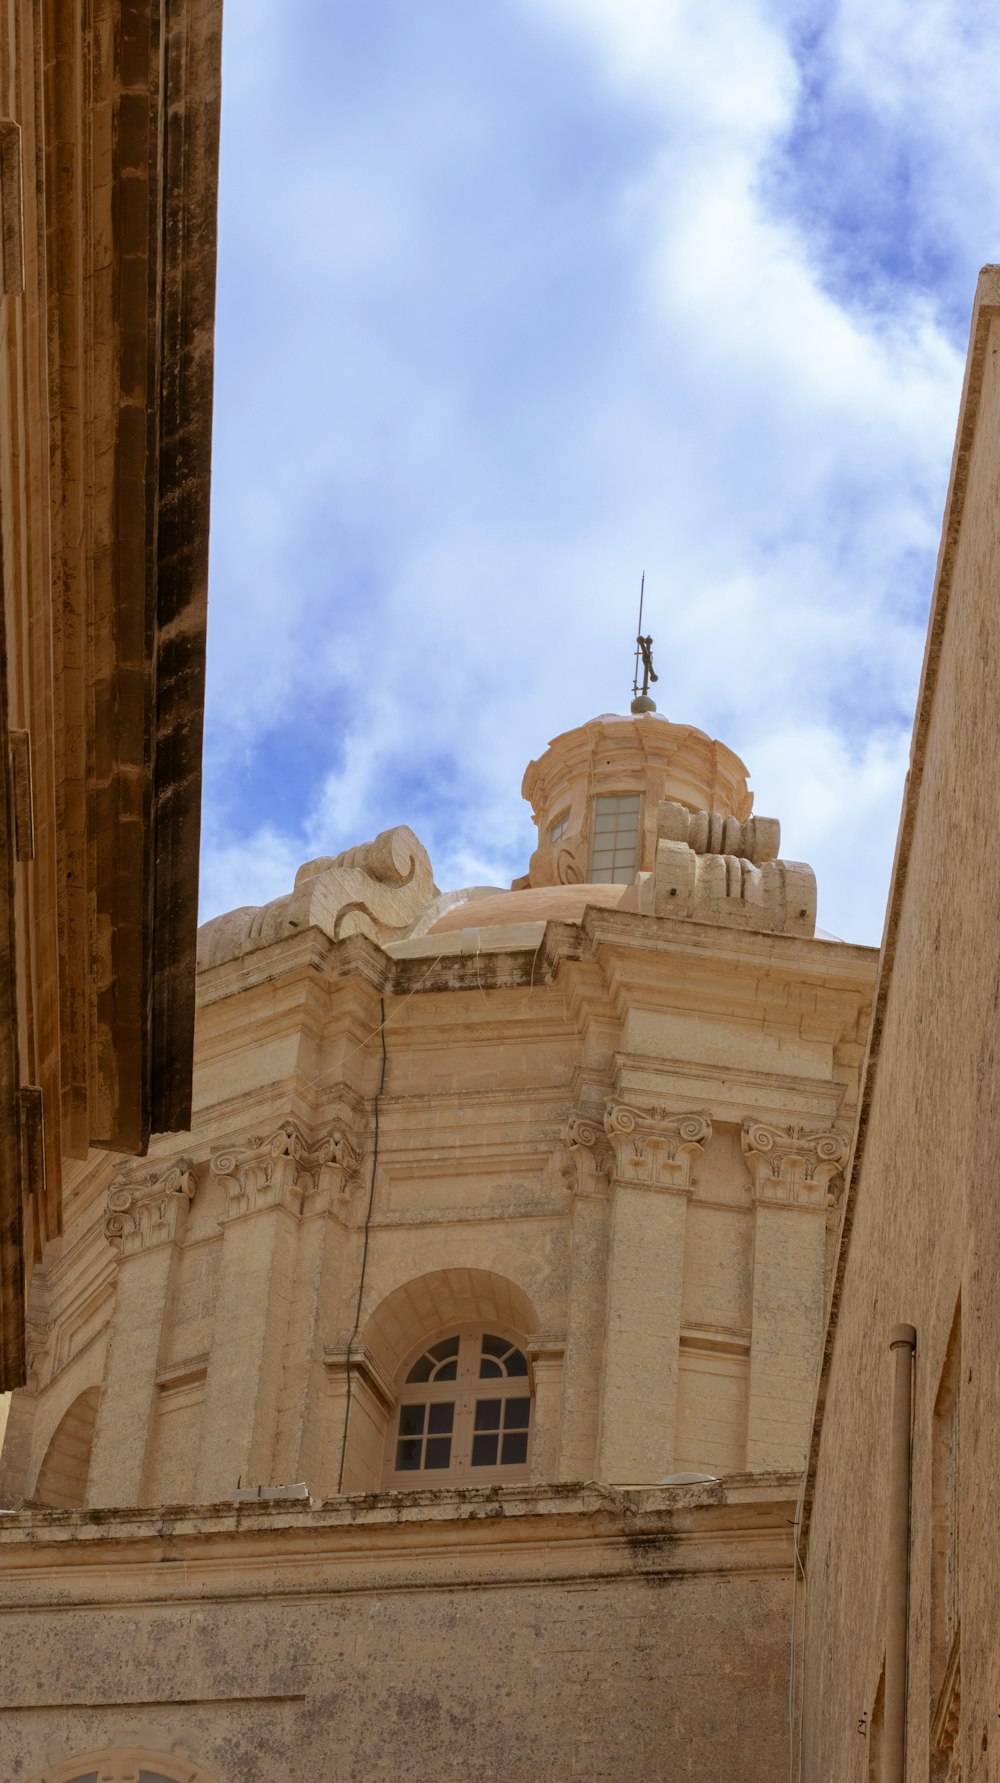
0,703 -> 876,1781
0,0 -> 223,1388
797,265 -> 1000,1783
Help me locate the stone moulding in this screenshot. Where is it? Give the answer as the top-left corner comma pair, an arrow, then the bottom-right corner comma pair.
740,1121 -> 849,1207
603,1104 -> 712,1192
211,1121 -> 363,1221
104,1161 -> 196,1256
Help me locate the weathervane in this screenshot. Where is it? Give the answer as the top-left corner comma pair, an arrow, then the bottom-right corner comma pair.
630,571 -> 658,715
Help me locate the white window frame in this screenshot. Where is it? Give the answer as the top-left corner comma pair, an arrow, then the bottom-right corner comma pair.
384,1325 -> 533,1488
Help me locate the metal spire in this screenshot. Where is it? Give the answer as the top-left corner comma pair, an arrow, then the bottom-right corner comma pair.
630,572 -> 658,714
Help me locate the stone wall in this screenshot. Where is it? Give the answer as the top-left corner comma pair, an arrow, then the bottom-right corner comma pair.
0,1481 -> 796,1783
800,269 -> 1000,1780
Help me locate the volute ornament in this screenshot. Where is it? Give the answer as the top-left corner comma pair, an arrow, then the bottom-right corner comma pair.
104,1161 -> 196,1256
741,1120 -> 849,1206
211,1121 -> 362,1220
603,1103 -> 712,1192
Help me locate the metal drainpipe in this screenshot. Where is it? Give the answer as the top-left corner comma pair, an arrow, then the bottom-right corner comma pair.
885,1323 -> 917,1783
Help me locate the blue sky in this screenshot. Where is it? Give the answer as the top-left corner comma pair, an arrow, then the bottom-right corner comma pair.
202,0 -> 998,944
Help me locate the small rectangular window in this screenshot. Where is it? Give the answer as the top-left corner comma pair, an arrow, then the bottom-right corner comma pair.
590,794 -> 641,884
549,811 -> 570,844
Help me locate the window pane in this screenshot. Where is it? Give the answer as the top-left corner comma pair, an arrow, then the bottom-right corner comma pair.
141,1774 -> 181,1783
617,795 -> 641,811
430,1336 -> 460,1359
471,1433 -> 499,1467
428,1402 -> 455,1434
399,1403 -> 425,1436
474,1398 -> 502,1431
433,1358 -> 458,1381
505,1350 -> 528,1377
478,1358 -> 503,1379
406,1353 -> 434,1383
481,1334 -> 509,1358
424,1437 -> 452,1469
504,1397 -> 531,1429
396,1438 -> 422,1471
501,1432 -> 529,1466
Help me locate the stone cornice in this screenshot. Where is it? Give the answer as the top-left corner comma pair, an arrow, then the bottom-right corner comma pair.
604,1104 -> 711,1192
211,1121 -> 363,1222
104,1161 -> 196,1257
741,1121 -> 849,1208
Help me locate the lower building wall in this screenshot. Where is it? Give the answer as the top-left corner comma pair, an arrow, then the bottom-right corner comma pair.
0,1480 -> 796,1783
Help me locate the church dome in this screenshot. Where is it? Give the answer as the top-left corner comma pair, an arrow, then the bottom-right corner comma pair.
516,711 -> 752,893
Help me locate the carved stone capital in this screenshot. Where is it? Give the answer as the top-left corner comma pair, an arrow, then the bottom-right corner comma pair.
211,1121 -> 363,1221
741,1120 -> 849,1207
105,1160 -> 196,1256
563,1110 -> 613,1198
604,1104 -> 711,1192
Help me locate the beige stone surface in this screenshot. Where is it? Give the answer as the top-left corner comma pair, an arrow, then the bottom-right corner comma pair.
0,1480 -> 797,1783
0,708 -> 877,1779
800,266 -> 1000,1781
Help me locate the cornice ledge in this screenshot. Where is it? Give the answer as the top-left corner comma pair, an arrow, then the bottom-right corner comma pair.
741,1120 -> 849,1208
105,1160 -> 196,1257
211,1121 -> 364,1222
604,1103 -> 712,1192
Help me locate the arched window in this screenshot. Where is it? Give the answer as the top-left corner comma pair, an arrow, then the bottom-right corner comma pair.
384,1327 -> 533,1486
23,1751 -> 218,1783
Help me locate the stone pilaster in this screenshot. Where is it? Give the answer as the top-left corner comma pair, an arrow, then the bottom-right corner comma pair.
87,1161 -> 195,1505
557,1112 -> 612,1480
197,1123 -> 360,1499
742,1120 -> 848,1470
528,1336 -> 566,1483
596,1105 -> 711,1484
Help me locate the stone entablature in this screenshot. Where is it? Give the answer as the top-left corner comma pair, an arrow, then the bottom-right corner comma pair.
741,1121 -> 849,1207
604,1104 -> 712,1192
104,1162 -> 196,1256
211,1121 -> 364,1221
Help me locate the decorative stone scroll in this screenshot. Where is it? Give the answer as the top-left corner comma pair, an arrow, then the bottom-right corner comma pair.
211,1121 -> 363,1221
562,1110 -> 613,1197
741,1121 -> 849,1207
197,823 -> 437,966
604,1104 -> 712,1192
104,1161 -> 196,1256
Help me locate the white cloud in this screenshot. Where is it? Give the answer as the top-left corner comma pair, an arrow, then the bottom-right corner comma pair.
201,0 -> 991,946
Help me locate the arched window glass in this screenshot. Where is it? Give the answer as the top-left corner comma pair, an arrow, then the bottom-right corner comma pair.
385,1327 -> 532,1486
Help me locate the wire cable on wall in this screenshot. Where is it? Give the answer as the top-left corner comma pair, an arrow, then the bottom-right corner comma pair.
335,995 -> 387,1495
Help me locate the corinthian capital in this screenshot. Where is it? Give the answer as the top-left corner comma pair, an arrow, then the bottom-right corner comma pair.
211,1121 -> 362,1220
603,1104 -> 712,1192
563,1110 -> 613,1197
105,1160 -> 196,1256
741,1120 -> 849,1207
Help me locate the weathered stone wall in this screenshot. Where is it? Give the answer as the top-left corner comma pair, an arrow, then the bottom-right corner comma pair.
0,1483 -> 796,1783
800,272 -> 1000,1780
1,910 -> 874,1512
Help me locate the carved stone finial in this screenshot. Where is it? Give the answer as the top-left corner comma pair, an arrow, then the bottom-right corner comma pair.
604,1104 -> 712,1192
741,1120 -> 849,1207
563,1110 -> 613,1197
211,1122 -> 363,1221
635,799 -> 816,938
105,1160 -> 196,1256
